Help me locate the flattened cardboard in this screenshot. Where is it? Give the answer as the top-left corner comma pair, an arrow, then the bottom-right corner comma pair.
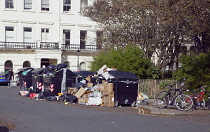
75,87 -> 87,98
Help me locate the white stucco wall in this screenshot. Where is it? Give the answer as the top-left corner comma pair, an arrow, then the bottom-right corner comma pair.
0,0 -> 99,73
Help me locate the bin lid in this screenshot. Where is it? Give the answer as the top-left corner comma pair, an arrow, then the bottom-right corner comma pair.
73,71 -> 95,78
16,67 -> 34,74
53,68 -> 76,78
22,69 -> 35,75
32,68 -> 44,75
108,71 -> 138,79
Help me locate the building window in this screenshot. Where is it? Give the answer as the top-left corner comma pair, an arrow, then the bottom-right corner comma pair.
41,0 -> 49,11
5,26 -> 14,42
80,0 -> 88,12
5,60 -> 13,72
80,62 -> 86,70
23,27 -> 32,42
80,30 -> 87,49
5,0 -> 14,9
63,29 -> 70,48
24,0 -> 32,10
41,28 -> 49,42
96,31 -> 103,49
23,61 -> 31,67
63,0 -> 71,12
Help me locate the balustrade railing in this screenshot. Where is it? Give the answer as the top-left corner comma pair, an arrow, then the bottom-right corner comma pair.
40,42 -> 59,49
61,44 -> 99,51
0,42 -> 36,49
0,42 -> 100,52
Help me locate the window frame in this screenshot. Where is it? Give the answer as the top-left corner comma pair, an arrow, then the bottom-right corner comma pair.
41,28 -> 50,42
63,0 -> 71,12
80,30 -> 87,49
5,26 -> 14,42
80,0 -> 88,12
5,0 -> 14,9
41,0 -> 50,11
23,27 -> 32,42
24,0 -> 32,10
63,29 -> 71,45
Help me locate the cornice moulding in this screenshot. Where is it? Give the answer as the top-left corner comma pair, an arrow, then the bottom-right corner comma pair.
38,22 -> 54,25
60,23 -> 76,26
77,24 -> 92,27
2,19 -> 19,23
20,21 -> 37,24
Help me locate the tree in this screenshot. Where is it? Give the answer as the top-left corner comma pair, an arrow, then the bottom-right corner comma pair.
173,52 -> 210,90
83,0 -> 210,73
90,45 -> 161,79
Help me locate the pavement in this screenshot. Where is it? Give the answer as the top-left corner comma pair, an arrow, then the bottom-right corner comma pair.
6,85 -> 210,117
136,99 -> 210,116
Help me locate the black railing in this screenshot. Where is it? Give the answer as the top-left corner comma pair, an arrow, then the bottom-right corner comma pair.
61,44 -> 99,51
40,42 -> 59,49
0,42 -> 37,49
0,42 -> 100,52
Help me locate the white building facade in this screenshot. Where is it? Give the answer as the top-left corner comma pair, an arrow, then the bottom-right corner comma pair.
0,0 -> 100,73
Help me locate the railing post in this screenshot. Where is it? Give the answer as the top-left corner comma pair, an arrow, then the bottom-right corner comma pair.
37,41 -> 41,49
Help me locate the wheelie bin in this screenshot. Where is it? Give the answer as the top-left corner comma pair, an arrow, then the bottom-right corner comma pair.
32,68 -> 44,93
106,71 -> 139,107
16,67 -> 34,90
42,65 -> 76,97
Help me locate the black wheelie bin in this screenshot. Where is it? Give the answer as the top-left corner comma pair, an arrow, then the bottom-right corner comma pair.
32,68 -> 45,93
107,71 -> 139,107
16,67 -> 34,90
42,65 -> 76,97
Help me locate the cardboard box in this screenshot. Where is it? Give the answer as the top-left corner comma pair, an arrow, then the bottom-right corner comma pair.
68,88 -> 78,94
87,82 -> 93,87
78,96 -> 89,104
75,87 -> 87,98
85,76 -> 92,82
107,83 -> 114,93
103,95 -> 114,107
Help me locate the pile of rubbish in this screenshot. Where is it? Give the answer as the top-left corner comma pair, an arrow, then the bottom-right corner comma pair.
18,64 -> 149,107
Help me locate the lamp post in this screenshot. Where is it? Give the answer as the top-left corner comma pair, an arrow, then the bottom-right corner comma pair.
77,49 -> 80,71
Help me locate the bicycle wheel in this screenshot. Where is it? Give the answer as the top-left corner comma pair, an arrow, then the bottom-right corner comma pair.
156,91 -> 168,108
175,94 -> 193,111
194,96 -> 205,110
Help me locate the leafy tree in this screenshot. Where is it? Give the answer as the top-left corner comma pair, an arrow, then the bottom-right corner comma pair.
83,0 -> 210,73
173,52 -> 210,90
90,45 -> 161,79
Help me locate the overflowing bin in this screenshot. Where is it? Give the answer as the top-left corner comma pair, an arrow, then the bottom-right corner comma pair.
107,71 -> 139,106
42,66 -> 76,97
73,70 -> 95,84
31,68 -> 44,93
16,67 -> 34,90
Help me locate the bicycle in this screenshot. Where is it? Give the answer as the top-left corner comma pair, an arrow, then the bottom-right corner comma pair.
191,86 -> 210,110
156,84 -> 193,111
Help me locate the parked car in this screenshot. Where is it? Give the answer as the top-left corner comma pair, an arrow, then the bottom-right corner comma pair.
0,72 -> 9,85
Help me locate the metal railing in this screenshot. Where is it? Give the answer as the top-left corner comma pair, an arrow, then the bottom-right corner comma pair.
0,42 -> 100,52
138,79 -> 178,99
61,44 -> 100,51
0,42 -> 37,49
40,42 -> 59,49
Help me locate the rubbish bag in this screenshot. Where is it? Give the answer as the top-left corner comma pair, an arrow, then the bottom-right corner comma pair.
56,63 -> 68,70
66,94 -> 78,103
47,65 -> 57,71
58,94 -> 78,103
46,96 -> 57,101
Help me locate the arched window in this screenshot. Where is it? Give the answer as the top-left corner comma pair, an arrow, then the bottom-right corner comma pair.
80,62 -> 86,70
5,60 -> 13,71
23,61 -> 31,68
